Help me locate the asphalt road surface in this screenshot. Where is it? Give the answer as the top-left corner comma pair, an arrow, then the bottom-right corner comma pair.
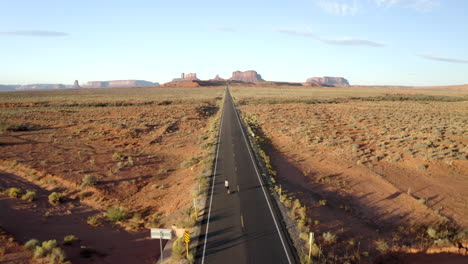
196,88 -> 296,264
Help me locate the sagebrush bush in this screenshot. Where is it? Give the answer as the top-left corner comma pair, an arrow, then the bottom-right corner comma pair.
171,238 -> 185,260
106,207 -> 128,223
310,243 -> 321,257
427,227 -> 438,239
375,239 -> 389,253
49,247 -> 66,262
87,215 -> 102,226
296,206 -> 307,219
63,235 -> 80,245
41,240 -> 58,252
21,190 -> 36,202
48,192 -> 63,205
112,152 -> 122,160
322,232 -> 337,244
25,239 -> 40,250
7,187 -> 22,198
81,175 -> 98,187
180,157 -> 201,168
33,246 -> 46,258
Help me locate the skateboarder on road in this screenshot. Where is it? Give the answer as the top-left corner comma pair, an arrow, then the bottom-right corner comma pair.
225,179 -> 230,194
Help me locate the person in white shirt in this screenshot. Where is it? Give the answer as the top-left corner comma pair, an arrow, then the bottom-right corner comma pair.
224,179 -> 230,194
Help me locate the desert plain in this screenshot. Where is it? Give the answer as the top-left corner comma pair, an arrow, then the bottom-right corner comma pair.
0,85 -> 467,264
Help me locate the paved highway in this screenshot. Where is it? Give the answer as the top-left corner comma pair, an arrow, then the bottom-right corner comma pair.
196,88 -> 296,263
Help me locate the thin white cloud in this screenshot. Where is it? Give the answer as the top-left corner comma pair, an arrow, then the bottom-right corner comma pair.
315,0 -> 440,15
0,30 -> 69,37
374,0 -> 439,11
415,53 -> 468,64
215,26 -> 236,32
316,0 -> 359,16
276,28 -> 385,47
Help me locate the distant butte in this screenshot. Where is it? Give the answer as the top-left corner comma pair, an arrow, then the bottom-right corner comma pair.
172,73 -> 199,82
82,80 -> 158,88
72,80 -> 81,89
306,76 -> 350,86
229,70 -> 264,82
211,74 -> 225,81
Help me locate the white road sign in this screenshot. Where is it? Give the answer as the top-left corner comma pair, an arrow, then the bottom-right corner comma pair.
150,228 -> 173,240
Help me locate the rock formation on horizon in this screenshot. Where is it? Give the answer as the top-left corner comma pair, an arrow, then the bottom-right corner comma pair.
172,73 -> 199,82
72,80 -> 81,89
17,84 -> 66,90
211,74 -> 225,81
82,80 -> 158,88
229,70 -> 264,82
306,76 -> 349,86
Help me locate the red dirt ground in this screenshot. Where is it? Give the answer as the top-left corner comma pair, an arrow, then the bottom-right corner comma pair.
0,94 -> 221,263
240,100 -> 468,262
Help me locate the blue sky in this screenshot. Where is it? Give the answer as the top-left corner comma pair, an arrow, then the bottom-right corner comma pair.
1,0 -> 467,86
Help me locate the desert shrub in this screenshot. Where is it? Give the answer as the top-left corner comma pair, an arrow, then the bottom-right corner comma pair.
21,190 -> 36,202
32,239 -> 65,261
418,198 -> 426,204
180,157 -> 201,168
417,164 -> 428,169
310,243 -> 321,257
41,240 -> 58,252
297,206 -> 307,220
299,232 -> 309,241
0,122 -> 34,134
322,232 -> 337,244
283,197 -> 292,208
106,207 -> 128,223
375,239 -> 389,253
49,247 -> 66,262
7,187 -> 22,198
297,219 -> 306,231
187,251 -> 195,263
25,239 -> 40,250
427,227 -> 438,239
112,152 -> 125,161
87,215 -> 102,226
292,199 -> 301,211
81,175 -> 98,187
33,246 -> 46,258
145,212 -> 162,228
171,238 -> 185,260
178,216 -> 197,228
63,235 -> 80,245
48,192 -> 63,205
434,238 -> 451,246
455,228 -> 468,241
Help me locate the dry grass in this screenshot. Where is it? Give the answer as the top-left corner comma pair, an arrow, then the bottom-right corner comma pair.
0,87 -> 223,104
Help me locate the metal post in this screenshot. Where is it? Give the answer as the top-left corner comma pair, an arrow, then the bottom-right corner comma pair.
308,232 -> 314,262
186,241 -> 189,259
160,231 -> 163,264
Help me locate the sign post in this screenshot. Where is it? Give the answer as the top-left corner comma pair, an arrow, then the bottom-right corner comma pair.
184,231 -> 191,259
150,228 -> 173,264
308,232 -> 314,262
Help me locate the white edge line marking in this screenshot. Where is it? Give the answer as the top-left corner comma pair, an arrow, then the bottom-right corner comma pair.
230,91 -> 293,264
201,90 -> 225,264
